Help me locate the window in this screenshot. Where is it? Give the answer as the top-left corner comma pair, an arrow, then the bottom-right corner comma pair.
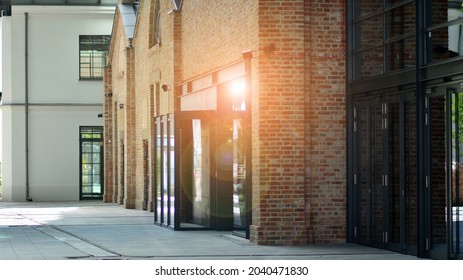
351,1 -> 417,80
79,35 -> 110,80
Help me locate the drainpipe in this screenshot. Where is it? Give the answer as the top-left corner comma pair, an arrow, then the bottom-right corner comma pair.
25,12 -> 32,201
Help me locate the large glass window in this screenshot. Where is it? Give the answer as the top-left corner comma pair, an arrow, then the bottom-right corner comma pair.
427,1 -> 463,63
79,35 -> 110,80
352,1 -> 417,80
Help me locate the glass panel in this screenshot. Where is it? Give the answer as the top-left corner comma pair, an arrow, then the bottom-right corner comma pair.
163,117 -> 169,225
386,2 -> 416,39
451,91 -> 463,255
386,37 -> 416,72
428,24 -> 463,62
93,153 -> 101,164
405,99 -> 418,250
431,0 -> 463,26
82,163 -> 92,174
82,142 -> 92,153
371,105 -> 384,244
430,95 -> 447,255
359,47 -> 384,78
388,102 -> 401,245
156,119 -> 162,223
360,16 -> 383,50
169,116 -> 175,226
192,119 -> 210,227
82,153 -> 92,164
359,0 -> 382,18
233,119 -> 246,230
357,106 -> 369,243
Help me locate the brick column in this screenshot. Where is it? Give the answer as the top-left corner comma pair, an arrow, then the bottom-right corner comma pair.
124,46 -> 137,209
103,65 -> 114,203
250,0 -> 307,245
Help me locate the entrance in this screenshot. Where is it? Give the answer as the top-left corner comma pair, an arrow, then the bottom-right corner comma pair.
353,93 -> 418,254
427,82 -> 463,259
175,111 -> 246,232
79,126 -> 104,200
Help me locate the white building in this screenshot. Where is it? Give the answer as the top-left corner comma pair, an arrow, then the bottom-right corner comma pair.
0,1 -> 115,201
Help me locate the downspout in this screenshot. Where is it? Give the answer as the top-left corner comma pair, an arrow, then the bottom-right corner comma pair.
25,12 -> 32,201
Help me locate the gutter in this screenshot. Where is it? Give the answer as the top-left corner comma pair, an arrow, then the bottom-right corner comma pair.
25,12 -> 32,201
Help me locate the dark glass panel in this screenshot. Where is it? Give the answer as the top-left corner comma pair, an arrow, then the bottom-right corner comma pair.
386,37 -> 416,72
386,2 -> 416,39
431,0 -> 463,26
233,119 -> 246,230
451,91 -> 463,255
388,102 -> 401,245
360,16 -> 383,50
359,0 -> 382,18
430,95 -> 447,255
404,99 -> 418,250
357,106 -> 370,243
371,105 -> 384,244
428,24 -> 463,62
359,47 -> 384,78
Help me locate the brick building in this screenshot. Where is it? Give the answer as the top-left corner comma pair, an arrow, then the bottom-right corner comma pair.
104,0 -> 463,259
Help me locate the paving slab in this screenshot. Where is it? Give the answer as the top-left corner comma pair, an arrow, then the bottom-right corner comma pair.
0,201 -> 419,260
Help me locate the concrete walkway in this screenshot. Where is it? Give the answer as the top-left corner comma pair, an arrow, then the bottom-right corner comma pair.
0,201 -> 419,260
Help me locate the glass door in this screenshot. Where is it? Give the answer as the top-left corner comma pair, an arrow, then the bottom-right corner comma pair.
80,126 -> 104,200
353,94 -> 417,254
427,83 -> 463,259
233,118 -> 247,236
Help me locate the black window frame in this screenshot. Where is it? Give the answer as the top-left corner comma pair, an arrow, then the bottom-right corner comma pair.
79,35 -> 111,80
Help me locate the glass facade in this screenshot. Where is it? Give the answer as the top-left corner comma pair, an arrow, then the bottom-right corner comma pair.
348,0 -> 463,259
152,62 -> 250,235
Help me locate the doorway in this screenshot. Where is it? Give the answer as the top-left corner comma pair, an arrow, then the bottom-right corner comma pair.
426,82 -> 463,259
353,93 -> 418,254
79,126 -> 104,200
174,111 -> 246,232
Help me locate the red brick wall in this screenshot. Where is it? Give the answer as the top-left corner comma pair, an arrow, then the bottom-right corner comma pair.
304,0 -> 346,243
105,0 -> 348,245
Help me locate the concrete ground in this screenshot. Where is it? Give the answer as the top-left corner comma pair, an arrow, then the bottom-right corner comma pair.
0,201 -> 419,260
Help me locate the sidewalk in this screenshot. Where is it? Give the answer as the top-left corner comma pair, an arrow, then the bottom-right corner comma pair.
0,201 -> 419,260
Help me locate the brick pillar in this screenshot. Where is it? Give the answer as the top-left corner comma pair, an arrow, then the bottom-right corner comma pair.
124,46 -> 136,209
103,65 -> 114,203
305,0 -> 346,243
250,0 -> 308,245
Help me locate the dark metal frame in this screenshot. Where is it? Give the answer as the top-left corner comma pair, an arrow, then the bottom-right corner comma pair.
347,0 -> 463,259
79,126 -> 104,200
79,35 -> 110,80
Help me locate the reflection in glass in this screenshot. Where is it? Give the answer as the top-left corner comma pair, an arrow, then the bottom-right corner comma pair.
163,118 -> 169,225
359,47 -> 384,78
431,0 -> 463,26
388,102 -> 401,245
170,117 -> 175,226
371,105 -> 384,244
155,119 -> 162,224
357,106 -> 369,244
451,91 -> 463,255
428,3 -> 463,62
404,100 -> 418,251
359,0 -> 382,18
386,3 -> 416,40
192,119 -> 210,227
360,16 -> 383,50
386,38 -> 416,72
430,95 -> 447,255
233,119 -> 246,230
